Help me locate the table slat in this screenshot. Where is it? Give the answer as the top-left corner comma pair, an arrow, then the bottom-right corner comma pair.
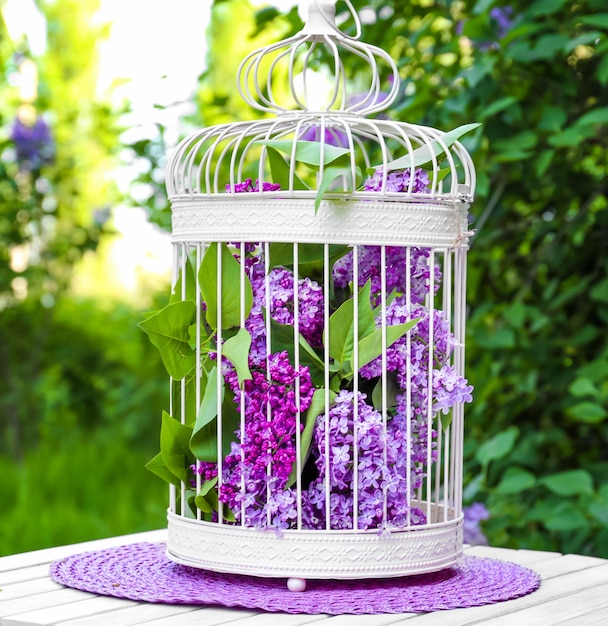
383,562 -> 608,626
1,596 -> 139,626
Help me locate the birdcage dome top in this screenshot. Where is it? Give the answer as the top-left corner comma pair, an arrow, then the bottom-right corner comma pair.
166,0 -> 477,248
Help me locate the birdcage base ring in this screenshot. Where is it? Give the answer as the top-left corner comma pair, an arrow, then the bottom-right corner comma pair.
166,507 -> 463,581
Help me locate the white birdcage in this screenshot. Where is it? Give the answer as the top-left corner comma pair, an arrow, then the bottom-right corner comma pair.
148,0 -> 476,590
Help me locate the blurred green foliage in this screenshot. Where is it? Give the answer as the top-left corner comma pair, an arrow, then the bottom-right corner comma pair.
0,0 -> 168,555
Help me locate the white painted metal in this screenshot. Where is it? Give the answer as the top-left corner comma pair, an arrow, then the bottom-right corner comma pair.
163,0 -> 476,582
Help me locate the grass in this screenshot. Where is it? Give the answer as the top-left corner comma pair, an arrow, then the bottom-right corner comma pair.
0,431 -> 167,556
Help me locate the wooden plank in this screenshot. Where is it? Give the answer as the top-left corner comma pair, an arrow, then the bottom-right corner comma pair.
0,565 -> 49,587
205,613 -> 327,626
0,530 -> 167,573
0,578 -> 63,601
54,603 -> 200,626
0,589 -> 96,621
134,606 -> 258,625
464,546 -> 561,565
376,563 -> 608,626
1,596 -> 138,626
303,613 -> 417,625
463,581 -> 608,625
553,606 -> 608,625
530,553 -> 608,580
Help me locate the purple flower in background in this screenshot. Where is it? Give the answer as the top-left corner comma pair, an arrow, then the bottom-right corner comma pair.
225,178 -> 280,193
10,116 -> 54,169
463,502 -> 490,545
300,125 -> 349,148
490,6 -> 513,39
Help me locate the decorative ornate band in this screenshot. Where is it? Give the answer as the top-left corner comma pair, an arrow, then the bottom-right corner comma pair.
166,509 -> 464,580
170,196 -> 471,249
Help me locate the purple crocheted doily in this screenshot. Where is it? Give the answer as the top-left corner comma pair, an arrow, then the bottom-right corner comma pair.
49,542 -> 540,614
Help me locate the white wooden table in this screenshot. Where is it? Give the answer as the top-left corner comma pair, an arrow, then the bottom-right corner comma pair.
2,529 -> 608,625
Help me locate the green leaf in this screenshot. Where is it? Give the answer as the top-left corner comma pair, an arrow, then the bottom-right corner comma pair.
478,97 -> 518,121
591,278 -> 608,303
357,319 -> 421,370
160,411 -> 194,483
287,388 -> 336,487
327,281 -> 376,366
269,242 -> 350,269
257,139 -> 351,167
314,161 -> 360,214
569,378 -> 600,399
494,131 -> 537,152
544,503 -> 589,532
565,31 -> 602,54
381,123 -> 482,172
567,401 -> 607,424
598,55 -> 608,84
138,301 -> 196,380
371,372 -> 400,411
579,14 -> 608,30
527,0 -> 567,18
496,467 -> 536,494
194,476 -> 219,513
266,147 -> 308,190
476,426 -> 519,468
575,107 -> 608,127
199,242 -> 253,330
145,451 -> 180,487
268,316 -> 325,382
190,366 -> 223,462
221,328 -> 252,387
540,470 -> 594,496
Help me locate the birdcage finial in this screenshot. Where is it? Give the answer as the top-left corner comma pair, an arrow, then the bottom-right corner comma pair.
237,0 -> 399,115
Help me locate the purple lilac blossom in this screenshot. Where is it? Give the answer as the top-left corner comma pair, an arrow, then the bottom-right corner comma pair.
10,116 -> 54,169
490,7 -> 513,39
333,246 -> 441,307
245,257 -> 324,365
363,167 -> 429,193
218,351 -> 315,531
225,178 -> 280,193
301,390 -> 428,530
360,297 -> 473,415
300,125 -> 349,148
463,502 -> 490,545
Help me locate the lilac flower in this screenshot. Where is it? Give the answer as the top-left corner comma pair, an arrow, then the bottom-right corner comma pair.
225,178 -> 280,193
10,116 -> 54,169
463,502 -> 490,545
490,7 -> 513,39
218,351 -> 314,530
333,246 -> 440,307
246,260 -> 324,364
301,390 -> 428,530
363,167 -> 430,194
300,125 -> 349,147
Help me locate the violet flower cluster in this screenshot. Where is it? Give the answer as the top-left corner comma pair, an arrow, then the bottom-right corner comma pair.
225,178 -> 280,193
218,351 -> 314,531
245,256 -> 324,365
302,390 -> 428,530
364,167 -> 430,194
